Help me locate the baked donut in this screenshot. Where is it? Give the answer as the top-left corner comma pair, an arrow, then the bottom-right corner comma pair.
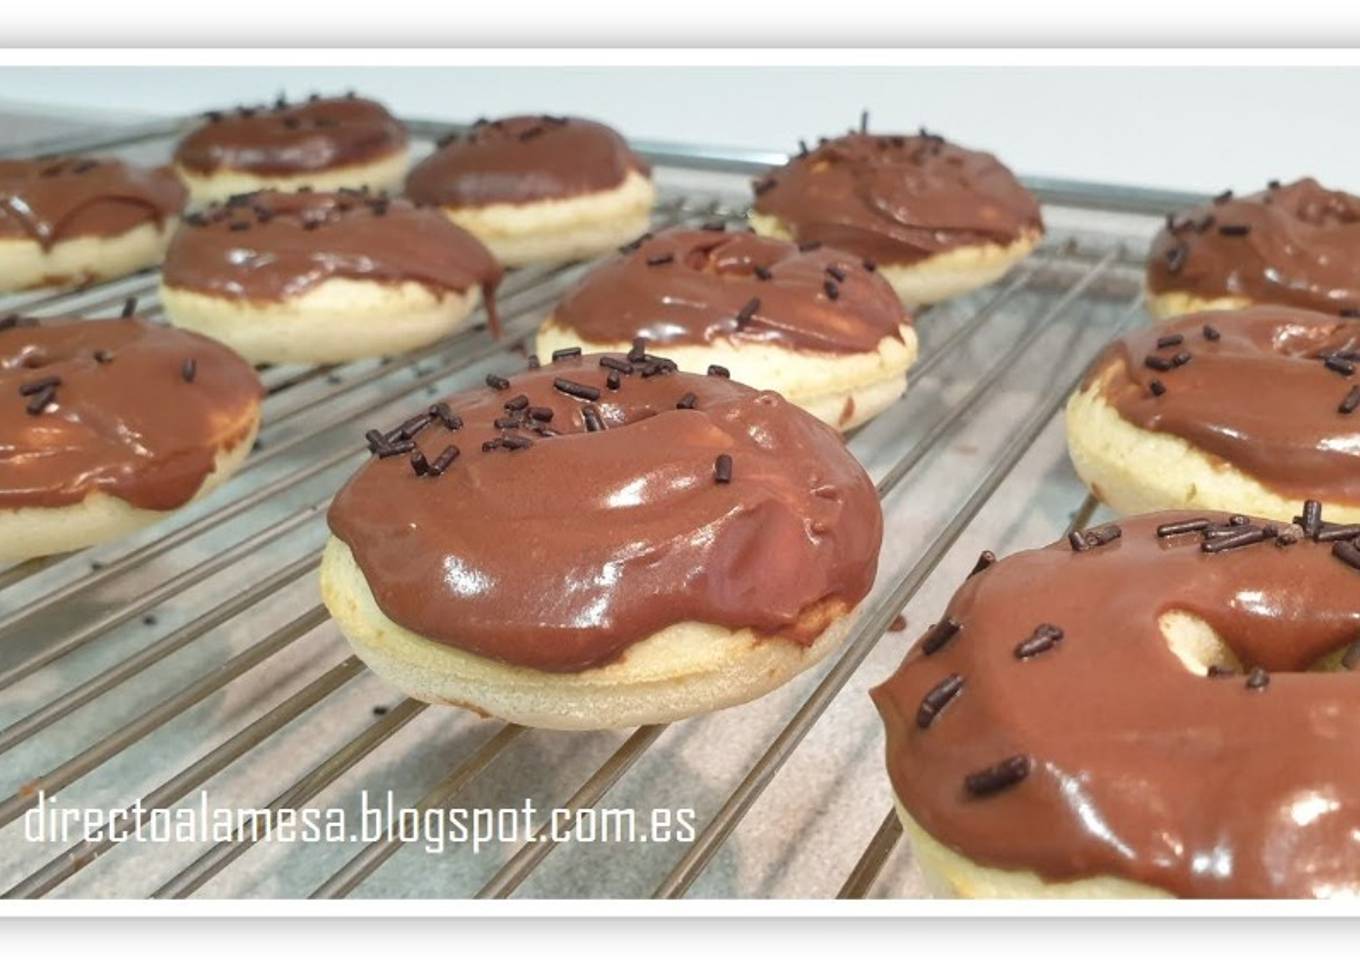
0,313 -> 262,561
158,189 -> 502,365
1066,305 -> 1360,523
321,351 -> 881,729
404,115 -> 655,267
173,94 -> 409,206
1147,178 -> 1360,319
535,226 -> 917,430
749,126 -> 1043,306
872,508 -> 1360,898
0,157 -> 185,291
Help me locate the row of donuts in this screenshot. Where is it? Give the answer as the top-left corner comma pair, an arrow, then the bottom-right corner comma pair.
5,92 -> 1360,900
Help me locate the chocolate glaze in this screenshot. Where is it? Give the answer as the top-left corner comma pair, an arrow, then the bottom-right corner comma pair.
1148,178 -> 1360,312
174,96 -> 408,176
872,510 -> 1360,898
161,189 -> 502,332
328,353 -> 882,672
0,157 -> 185,250
0,317 -> 262,511
551,227 -> 909,354
752,131 -> 1043,266
1087,306 -> 1360,503
405,115 -> 650,208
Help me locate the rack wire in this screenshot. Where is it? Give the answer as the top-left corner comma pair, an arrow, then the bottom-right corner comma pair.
0,113 -> 1171,900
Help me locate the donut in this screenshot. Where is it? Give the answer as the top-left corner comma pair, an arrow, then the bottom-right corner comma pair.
872,508 -> 1360,898
748,125 -> 1043,306
157,189 -> 502,365
173,94 -> 409,206
320,350 -> 882,729
1147,178 -> 1360,319
1066,305 -> 1360,523
535,226 -> 917,430
0,313 -> 263,561
0,157 -> 185,291
404,115 -> 655,267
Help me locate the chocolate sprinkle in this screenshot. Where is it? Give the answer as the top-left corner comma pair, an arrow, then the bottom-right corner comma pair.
1203,527 -> 1270,553
736,297 -> 760,326
1149,379 -> 1167,397
1203,324 -> 1221,341
1324,356 -> 1356,377
1333,539 -> 1360,571
968,550 -> 996,578
181,358 -> 197,383
551,347 -> 583,362
916,673 -> 964,729
707,364 -> 730,378
554,377 -> 601,402
428,402 -> 462,430
120,297 -> 138,318
1318,524 -> 1360,543
1156,334 -> 1185,349
606,370 -> 622,391
920,616 -> 961,655
964,755 -> 1031,798
1068,531 -> 1089,552
485,374 -> 510,390
1341,386 -> 1360,415
1303,500 -> 1324,538
676,392 -> 697,410
410,449 -> 430,476
504,394 -> 530,411
599,356 -> 633,374
714,453 -> 733,484
582,405 -> 606,433
1245,667 -> 1270,690
1145,355 -> 1174,372
1157,517 -> 1210,537
18,375 -> 60,396
1218,224 -> 1251,237
823,280 -> 840,300
1014,623 -> 1064,660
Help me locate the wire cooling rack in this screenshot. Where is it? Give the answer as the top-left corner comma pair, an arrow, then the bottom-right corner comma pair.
0,114 -> 1192,900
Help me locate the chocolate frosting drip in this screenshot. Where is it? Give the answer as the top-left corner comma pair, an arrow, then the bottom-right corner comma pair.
0,317 -> 262,511
1148,178 -> 1360,312
872,510 -> 1360,898
161,190 -> 502,328
1088,306 -> 1360,503
551,227 -> 909,354
0,158 -> 185,250
404,115 -> 650,208
327,353 -> 882,672
174,96 -> 408,176
752,131 -> 1043,265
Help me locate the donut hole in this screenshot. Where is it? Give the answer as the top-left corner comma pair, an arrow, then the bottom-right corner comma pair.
1160,610 -> 1244,676
1161,609 -> 1356,676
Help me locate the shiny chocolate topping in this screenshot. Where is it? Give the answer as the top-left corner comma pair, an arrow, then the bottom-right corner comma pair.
0,315 -> 262,511
174,95 -> 408,176
873,509 -> 1360,898
1086,306 -> 1360,503
161,189 -> 502,329
0,157 -> 185,250
551,227 -> 909,354
404,115 -> 650,208
752,129 -> 1043,266
327,352 -> 882,672
1148,178 -> 1360,313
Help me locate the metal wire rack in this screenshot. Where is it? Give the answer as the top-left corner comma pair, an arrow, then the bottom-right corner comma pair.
0,113 -> 1183,900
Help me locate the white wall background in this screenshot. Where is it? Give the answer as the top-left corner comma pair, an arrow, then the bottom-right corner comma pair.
0,65 -> 1351,195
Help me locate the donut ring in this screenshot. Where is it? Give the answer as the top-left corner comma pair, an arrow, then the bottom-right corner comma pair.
158,189 -> 501,365
173,95 -> 409,207
0,157 -> 185,292
749,129 -> 1043,306
404,115 -> 655,267
1147,178 -> 1360,319
872,509 -> 1360,898
321,350 -> 882,729
1066,305 -> 1360,522
536,226 -> 917,430
0,315 -> 263,561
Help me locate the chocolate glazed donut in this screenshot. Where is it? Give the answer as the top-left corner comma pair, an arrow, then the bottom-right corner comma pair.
751,129 -> 1043,266
873,509 -> 1360,898
0,158 -> 184,250
175,95 -> 408,178
0,314 -> 262,559
329,351 -> 880,669
1067,306 -> 1360,521
552,228 -> 905,354
322,350 -> 882,727
1148,178 -> 1360,316
405,115 -> 649,207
